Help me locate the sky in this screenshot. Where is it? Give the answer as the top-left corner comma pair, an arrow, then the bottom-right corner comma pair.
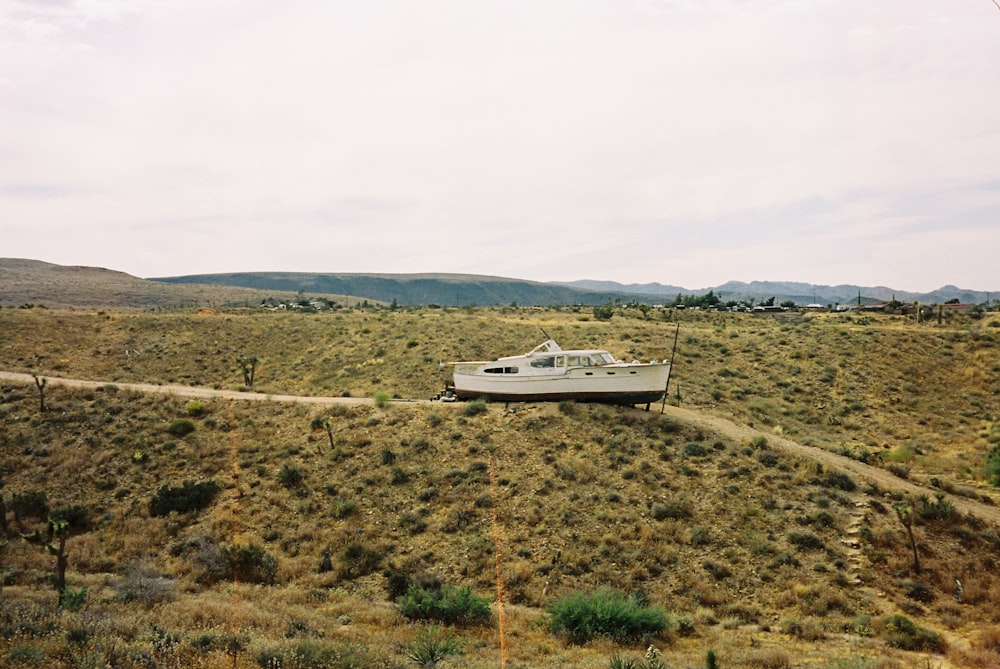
1,0 -> 998,292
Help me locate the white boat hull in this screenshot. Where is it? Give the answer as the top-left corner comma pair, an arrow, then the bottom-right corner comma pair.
453,362 -> 670,404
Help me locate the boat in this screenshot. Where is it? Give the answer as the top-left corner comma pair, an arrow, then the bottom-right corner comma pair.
445,338 -> 672,405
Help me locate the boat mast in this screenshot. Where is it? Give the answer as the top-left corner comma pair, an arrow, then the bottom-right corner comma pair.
660,323 -> 680,414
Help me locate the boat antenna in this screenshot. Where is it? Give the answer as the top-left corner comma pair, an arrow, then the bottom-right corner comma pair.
540,327 -> 552,341
660,323 -> 680,414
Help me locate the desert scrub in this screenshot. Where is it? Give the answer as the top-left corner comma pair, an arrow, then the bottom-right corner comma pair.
396,581 -> 492,626
405,626 -> 464,667
547,588 -> 668,644
166,418 -> 196,437
462,398 -> 488,416
149,480 -> 221,516
220,543 -> 278,584
878,613 -> 946,652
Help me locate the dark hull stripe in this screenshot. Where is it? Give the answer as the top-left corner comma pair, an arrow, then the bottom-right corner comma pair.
453,389 -> 666,405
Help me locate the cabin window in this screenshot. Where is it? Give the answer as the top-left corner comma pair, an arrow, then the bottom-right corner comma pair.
484,366 -> 518,374
530,356 -> 556,368
556,356 -> 566,367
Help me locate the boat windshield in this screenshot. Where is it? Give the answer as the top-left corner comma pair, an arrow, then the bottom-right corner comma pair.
530,355 -> 566,368
591,352 -> 615,365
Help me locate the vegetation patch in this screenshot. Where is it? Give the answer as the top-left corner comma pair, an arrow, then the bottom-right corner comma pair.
547,588 -> 668,644
149,480 -> 221,516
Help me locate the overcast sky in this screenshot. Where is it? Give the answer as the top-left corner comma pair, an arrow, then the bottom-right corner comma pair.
2,1 -> 998,291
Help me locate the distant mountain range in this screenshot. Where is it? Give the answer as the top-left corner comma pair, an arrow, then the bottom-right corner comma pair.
0,259 -> 994,310
156,271 -> 995,307
555,280 -> 995,308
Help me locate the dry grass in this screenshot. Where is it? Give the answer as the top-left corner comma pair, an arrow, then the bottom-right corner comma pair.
0,305 -> 998,667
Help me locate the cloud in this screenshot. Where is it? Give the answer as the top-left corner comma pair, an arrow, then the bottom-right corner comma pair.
1,1 -> 998,289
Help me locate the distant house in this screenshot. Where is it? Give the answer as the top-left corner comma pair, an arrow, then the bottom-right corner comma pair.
941,303 -> 978,314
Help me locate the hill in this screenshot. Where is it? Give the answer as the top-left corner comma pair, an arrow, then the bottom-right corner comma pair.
0,306 -> 998,668
0,259 -> 369,311
150,271 -> 648,307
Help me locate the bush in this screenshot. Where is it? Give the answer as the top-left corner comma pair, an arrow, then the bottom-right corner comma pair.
338,542 -> 383,580
788,530 -> 825,551
547,588 -> 668,644
220,543 -> 277,584
823,472 -> 856,492
397,582 -> 492,626
702,560 -> 731,580
682,442 -> 706,457
879,614 -> 946,652
986,446 -> 1000,486
406,626 -> 463,667
10,490 -> 48,521
462,399 -> 488,417
650,497 -> 690,521
149,480 -> 221,516
593,304 -> 615,321
115,562 -> 175,604
185,400 -> 206,417
373,391 -> 392,408
167,418 -> 196,437
277,465 -> 304,489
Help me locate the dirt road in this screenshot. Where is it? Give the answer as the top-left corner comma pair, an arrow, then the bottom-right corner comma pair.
662,403 -> 1000,526
4,370 -> 998,526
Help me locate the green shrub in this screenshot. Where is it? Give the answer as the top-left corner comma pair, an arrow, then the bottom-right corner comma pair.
185,400 -> 206,417
397,582 -> 492,626
462,399 -> 488,417
373,391 -> 392,408
879,614 -> 945,652
220,543 -> 277,584
547,588 -> 668,644
59,587 -> 87,612
986,446 -> 1000,486
405,626 -> 463,667
338,542 -> 383,579
277,464 -> 304,489
650,498 -> 690,520
10,490 -> 48,521
788,530 -> 825,551
149,480 -> 221,516
332,498 -> 356,519
167,418 -> 196,437
823,472 -> 856,492
593,304 -> 615,321
682,442 -> 706,457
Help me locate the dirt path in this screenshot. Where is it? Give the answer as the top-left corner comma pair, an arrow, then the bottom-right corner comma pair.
4,370 -> 998,527
661,403 -> 1000,527
0,371 -> 388,407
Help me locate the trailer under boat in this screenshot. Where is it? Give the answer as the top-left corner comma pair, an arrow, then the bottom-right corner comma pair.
444,339 -> 672,405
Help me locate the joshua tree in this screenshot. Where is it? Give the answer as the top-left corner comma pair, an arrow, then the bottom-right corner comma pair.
894,501 -> 921,574
236,355 -> 259,388
311,417 -> 334,451
22,505 -> 87,607
23,518 -> 71,606
32,374 -> 46,412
